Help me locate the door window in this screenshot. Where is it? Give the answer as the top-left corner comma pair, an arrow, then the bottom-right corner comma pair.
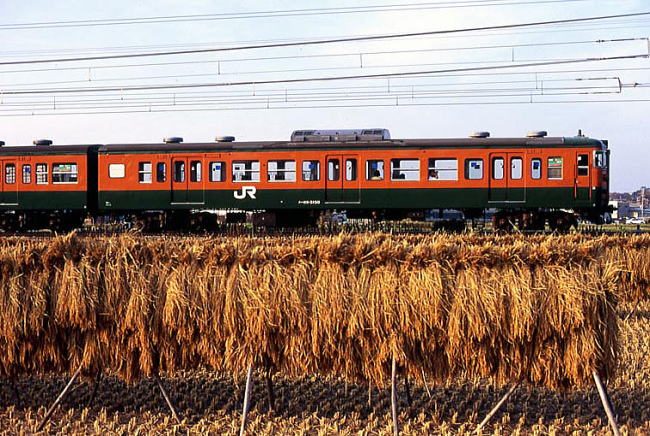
327,159 -> 340,181
511,157 -> 523,180
345,159 -> 357,181
190,161 -> 202,182
492,157 -> 504,180
577,154 -> 589,176
174,161 -> 185,182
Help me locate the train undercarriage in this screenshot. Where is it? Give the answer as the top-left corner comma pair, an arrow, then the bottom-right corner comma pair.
0,207 -> 594,234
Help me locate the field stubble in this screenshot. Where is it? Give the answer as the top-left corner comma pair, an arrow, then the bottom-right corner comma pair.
1,300 -> 649,435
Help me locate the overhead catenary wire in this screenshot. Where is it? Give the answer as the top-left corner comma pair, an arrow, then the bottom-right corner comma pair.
0,11 -> 648,66
2,98 -> 649,117
3,16 -> 649,60
0,0 -> 594,30
1,53 -> 647,95
1,37 -> 644,78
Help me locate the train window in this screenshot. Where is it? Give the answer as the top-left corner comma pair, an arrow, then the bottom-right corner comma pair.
390,159 -> 419,181
577,154 -> 589,176
594,150 -> 607,168
22,165 -> 31,184
52,163 -> 78,184
547,157 -> 563,180
156,162 -> 166,183
511,157 -> 523,180
36,163 -> 48,184
268,160 -> 296,182
492,158 -> 504,180
464,159 -> 483,180
428,158 -> 457,181
345,159 -> 357,181
232,160 -> 260,182
5,164 -> 15,184
174,161 -> 185,182
138,162 -> 152,183
302,160 -> 320,181
327,159 -> 340,181
531,159 -> 542,179
190,161 -> 202,182
209,162 -> 226,182
366,160 -> 384,181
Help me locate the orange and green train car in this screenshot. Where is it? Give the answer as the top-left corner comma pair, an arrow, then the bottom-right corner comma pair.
0,130 -> 610,231
95,130 -> 610,230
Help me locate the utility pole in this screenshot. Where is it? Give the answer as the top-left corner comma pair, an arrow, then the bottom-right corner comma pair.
642,186 -> 646,218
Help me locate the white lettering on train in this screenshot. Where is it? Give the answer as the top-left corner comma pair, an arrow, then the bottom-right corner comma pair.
234,186 -> 257,200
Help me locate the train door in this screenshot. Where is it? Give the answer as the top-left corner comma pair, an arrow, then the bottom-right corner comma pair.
488,154 -> 507,202
489,153 -> 525,202
325,154 -> 360,203
574,152 -> 590,202
507,153 -> 525,202
171,157 -> 205,204
0,160 -> 18,205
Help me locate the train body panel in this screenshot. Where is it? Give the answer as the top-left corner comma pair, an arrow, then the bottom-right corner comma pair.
96,137 -> 610,218
0,145 -> 96,211
0,134 -> 610,230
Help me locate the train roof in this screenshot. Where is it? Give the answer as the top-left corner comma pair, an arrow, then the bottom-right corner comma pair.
0,144 -> 98,155
97,136 -> 606,153
0,136 -> 606,155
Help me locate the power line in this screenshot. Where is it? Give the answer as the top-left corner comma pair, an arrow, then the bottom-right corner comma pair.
1,53 -> 647,95
3,98 -> 649,118
1,11 -> 648,66
0,0 -> 591,30
2,37 -> 643,77
3,16 -> 648,59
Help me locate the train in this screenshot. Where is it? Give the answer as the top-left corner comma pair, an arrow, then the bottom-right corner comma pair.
0,128 -> 610,232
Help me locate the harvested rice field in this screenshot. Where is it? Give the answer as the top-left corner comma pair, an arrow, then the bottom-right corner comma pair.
0,233 -> 649,434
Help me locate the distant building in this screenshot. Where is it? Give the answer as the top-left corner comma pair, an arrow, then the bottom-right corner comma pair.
609,200 -> 631,220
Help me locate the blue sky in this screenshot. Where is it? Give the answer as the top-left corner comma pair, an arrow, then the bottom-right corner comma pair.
0,0 -> 648,191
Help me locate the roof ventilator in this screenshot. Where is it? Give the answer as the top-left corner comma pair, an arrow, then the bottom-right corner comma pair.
526,131 -> 548,138
469,132 -> 490,138
163,137 -> 183,144
215,136 -> 236,142
33,139 -> 53,146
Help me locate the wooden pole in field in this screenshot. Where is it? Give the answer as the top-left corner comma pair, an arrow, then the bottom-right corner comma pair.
421,368 -> 432,399
36,365 -> 83,432
391,356 -> 399,436
475,384 -> 517,434
593,370 -> 621,436
240,364 -> 254,436
155,374 -> 180,424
